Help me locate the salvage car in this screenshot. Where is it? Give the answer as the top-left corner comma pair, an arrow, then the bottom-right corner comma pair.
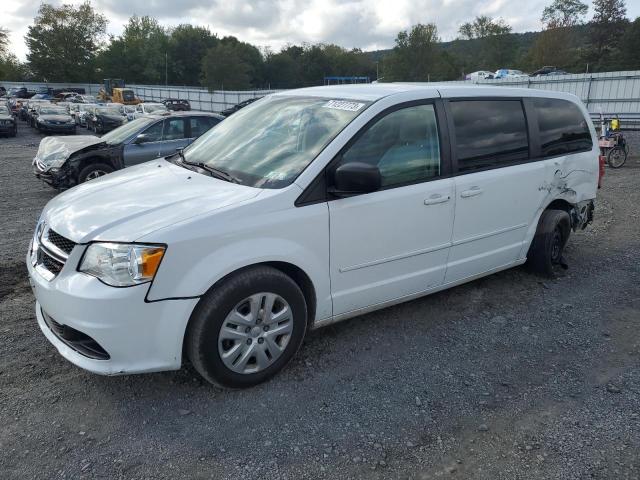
0,104 -> 17,137
162,98 -> 191,111
31,93 -> 55,101
27,85 -> 599,388
86,104 -> 126,133
34,105 -> 76,134
464,70 -> 494,81
132,102 -> 168,118
8,87 -> 35,99
27,101 -> 53,127
75,104 -> 97,126
33,111 -> 223,187
120,105 -> 137,121
494,69 -> 528,79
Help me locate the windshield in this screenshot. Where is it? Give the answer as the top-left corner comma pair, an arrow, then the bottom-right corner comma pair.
182,96 -> 370,188
145,104 -> 166,113
40,107 -> 66,115
101,117 -> 155,145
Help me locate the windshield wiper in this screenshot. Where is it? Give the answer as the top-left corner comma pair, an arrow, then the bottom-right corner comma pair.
175,150 -> 240,184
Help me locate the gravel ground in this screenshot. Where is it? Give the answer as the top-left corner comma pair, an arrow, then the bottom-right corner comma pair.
1,122 -> 639,480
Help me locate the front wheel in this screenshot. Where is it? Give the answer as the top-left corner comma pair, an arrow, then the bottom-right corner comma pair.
607,146 -> 627,168
527,209 -> 571,276
186,266 -> 308,388
77,163 -> 114,183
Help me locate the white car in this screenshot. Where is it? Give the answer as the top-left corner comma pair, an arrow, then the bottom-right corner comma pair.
495,69 -> 529,79
27,85 -> 599,388
131,102 -> 168,119
465,70 -> 494,81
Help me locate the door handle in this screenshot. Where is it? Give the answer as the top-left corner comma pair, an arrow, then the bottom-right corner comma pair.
424,194 -> 450,205
460,187 -> 483,198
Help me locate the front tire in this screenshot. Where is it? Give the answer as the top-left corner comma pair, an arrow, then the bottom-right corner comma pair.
527,209 -> 571,276
186,266 -> 308,388
77,163 -> 114,183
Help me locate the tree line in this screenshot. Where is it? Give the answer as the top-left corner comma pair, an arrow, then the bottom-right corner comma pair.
0,0 -> 638,91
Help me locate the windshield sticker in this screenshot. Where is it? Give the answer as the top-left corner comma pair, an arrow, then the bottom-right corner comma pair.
323,100 -> 365,112
265,171 -> 287,181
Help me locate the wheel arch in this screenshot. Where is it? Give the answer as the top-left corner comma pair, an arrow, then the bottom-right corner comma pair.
191,261 -> 317,327
544,198 -> 573,215
68,154 -> 117,182
181,260 -> 318,362
519,197 -> 576,260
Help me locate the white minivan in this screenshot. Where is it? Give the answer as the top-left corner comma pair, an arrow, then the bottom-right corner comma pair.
27,84 -> 600,387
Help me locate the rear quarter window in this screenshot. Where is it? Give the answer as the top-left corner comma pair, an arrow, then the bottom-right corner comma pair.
533,98 -> 593,157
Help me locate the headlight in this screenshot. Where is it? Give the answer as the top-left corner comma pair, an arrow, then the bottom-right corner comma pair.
38,152 -> 69,170
79,243 -> 165,287
30,220 -> 45,266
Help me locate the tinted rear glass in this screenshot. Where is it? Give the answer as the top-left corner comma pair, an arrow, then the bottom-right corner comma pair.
533,98 -> 592,157
451,100 -> 529,172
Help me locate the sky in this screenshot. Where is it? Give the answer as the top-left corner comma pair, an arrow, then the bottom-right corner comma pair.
2,0 -> 639,61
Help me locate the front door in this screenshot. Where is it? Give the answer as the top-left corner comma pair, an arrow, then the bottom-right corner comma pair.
123,119 -> 163,166
157,117 -> 189,157
328,102 -> 455,316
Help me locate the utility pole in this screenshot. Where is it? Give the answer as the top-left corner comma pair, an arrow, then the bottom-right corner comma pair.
165,52 -> 168,86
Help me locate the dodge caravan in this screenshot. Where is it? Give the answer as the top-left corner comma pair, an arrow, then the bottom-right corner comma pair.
27,85 -> 599,387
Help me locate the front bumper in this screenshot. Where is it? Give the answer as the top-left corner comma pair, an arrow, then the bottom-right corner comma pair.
27,246 -> 199,375
37,123 -> 76,133
0,123 -> 15,133
33,163 -> 65,188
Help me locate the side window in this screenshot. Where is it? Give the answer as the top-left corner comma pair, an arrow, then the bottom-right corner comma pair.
533,98 -> 593,157
339,104 -> 441,188
136,105 -> 143,113
163,118 -> 186,140
450,100 -> 529,172
189,117 -> 214,138
140,121 -> 163,143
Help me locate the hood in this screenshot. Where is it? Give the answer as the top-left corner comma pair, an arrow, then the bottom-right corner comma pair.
34,135 -> 105,168
42,160 -> 262,243
39,114 -> 72,122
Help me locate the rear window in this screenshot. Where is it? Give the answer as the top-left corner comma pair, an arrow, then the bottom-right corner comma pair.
533,98 -> 592,157
450,100 -> 529,172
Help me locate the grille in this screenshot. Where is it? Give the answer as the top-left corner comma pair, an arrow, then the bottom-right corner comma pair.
47,230 -> 76,255
40,249 -> 63,275
41,309 -> 110,360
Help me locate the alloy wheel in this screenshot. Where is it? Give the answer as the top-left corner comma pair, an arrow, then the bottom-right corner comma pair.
85,170 -> 108,181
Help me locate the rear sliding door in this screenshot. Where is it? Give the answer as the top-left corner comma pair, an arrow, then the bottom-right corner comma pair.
444,98 -> 548,283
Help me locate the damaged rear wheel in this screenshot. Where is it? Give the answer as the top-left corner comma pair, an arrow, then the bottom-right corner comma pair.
527,209 -> 571,277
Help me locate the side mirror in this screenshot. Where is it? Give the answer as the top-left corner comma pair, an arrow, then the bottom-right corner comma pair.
133,133 -> 147,144
331,162 -> 381,197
